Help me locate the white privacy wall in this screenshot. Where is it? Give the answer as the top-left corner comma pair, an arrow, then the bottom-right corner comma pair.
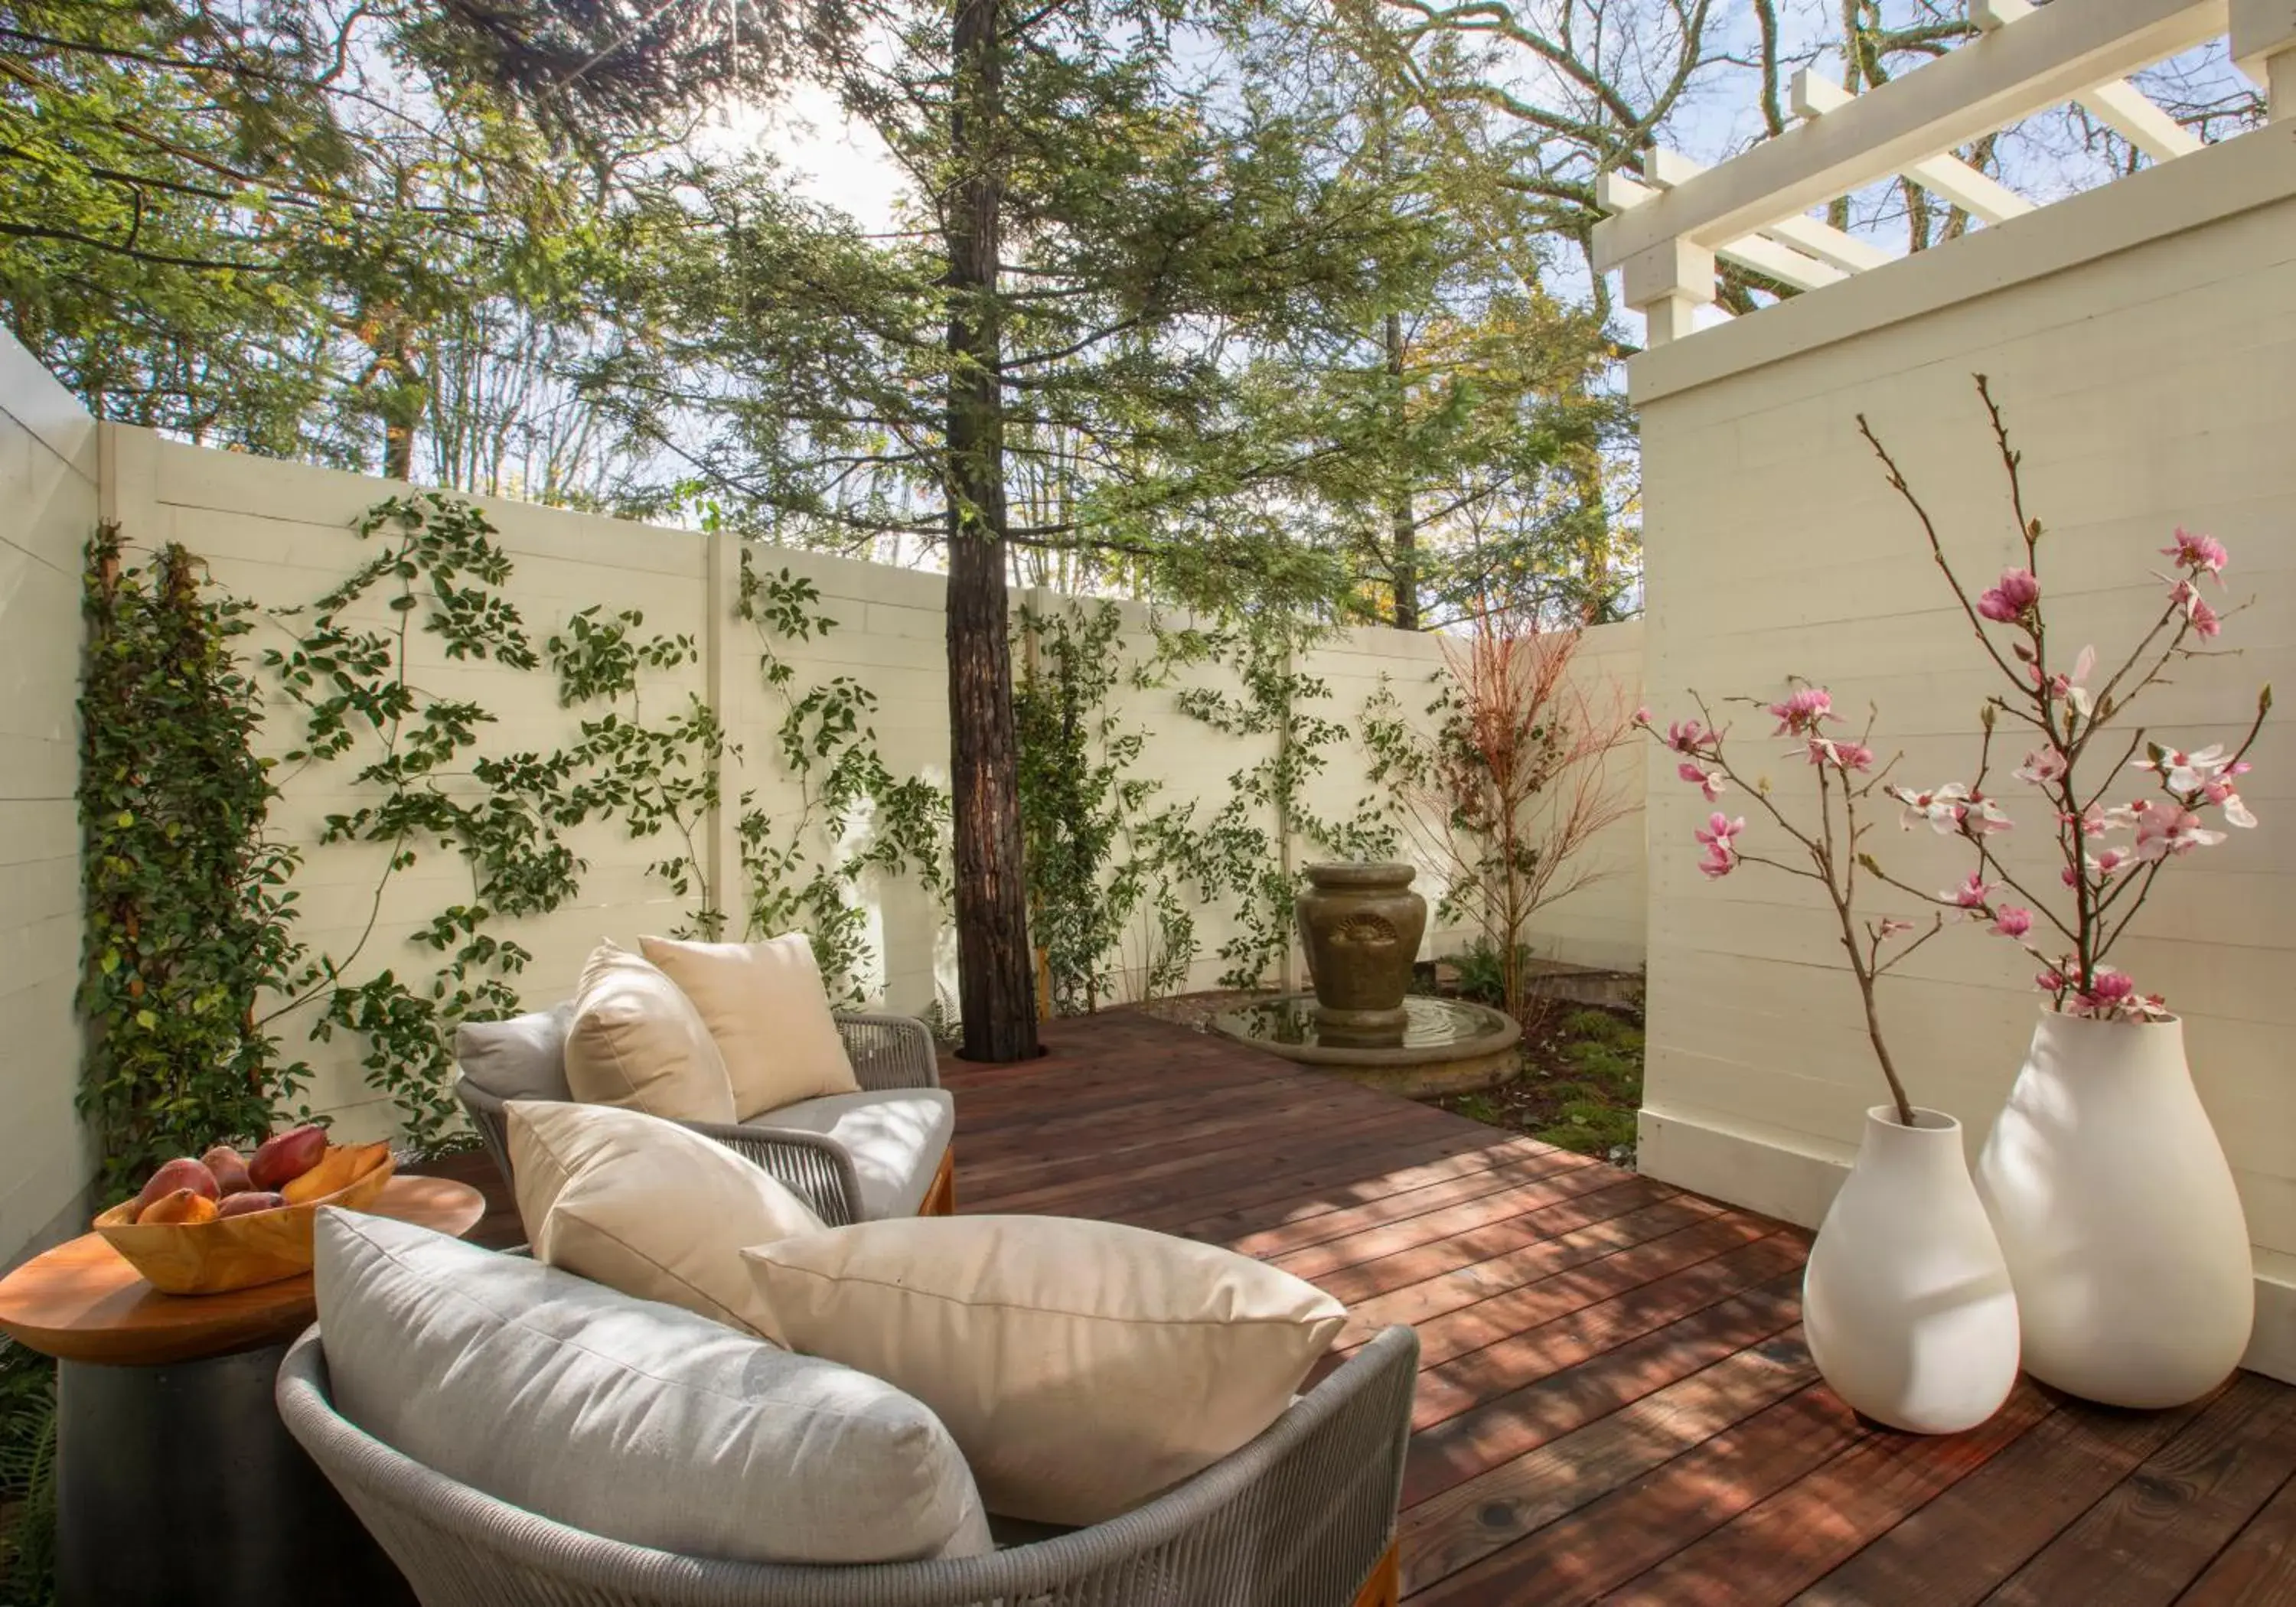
1631,129 -> 2296,1380
80,422 -> 1649,1145
0,331 -> 96,1267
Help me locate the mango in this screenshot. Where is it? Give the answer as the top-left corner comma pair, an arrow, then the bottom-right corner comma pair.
132,1158 -> 218,1216
201,1145 -> 254,1196
248,1124 -> 328,1191
137,1188 -> 220,1225
215,1190 -> 287,1218
279,1140 -> 388,1205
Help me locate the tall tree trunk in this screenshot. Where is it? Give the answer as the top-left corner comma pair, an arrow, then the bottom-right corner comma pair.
1383,309 -> 1417,631
944,0 -> 1038,1061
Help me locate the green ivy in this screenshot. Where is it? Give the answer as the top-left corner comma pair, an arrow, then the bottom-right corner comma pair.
733,556 -> 949,1002
77,526 -> 310,1199
263,494 -> 729,1146
1013,602 -> 1174,1013
1159,615 -> 1396,989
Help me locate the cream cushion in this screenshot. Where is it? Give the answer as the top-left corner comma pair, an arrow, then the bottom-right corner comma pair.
562,941 -> 736,1123
315,1211 -> 991,1563
742,1215 -> 1347,1524
640,934 -> 859,1120
510,1101 -> 823,1336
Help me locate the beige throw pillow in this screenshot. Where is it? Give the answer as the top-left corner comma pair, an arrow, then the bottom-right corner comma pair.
563,941 -> 736,1123
742,1215 -> 1347,1524
510,1100 -> 824,1336
640,934 -> 859,1119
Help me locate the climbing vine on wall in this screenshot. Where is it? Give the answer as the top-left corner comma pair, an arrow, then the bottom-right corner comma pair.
77,526 -> 310,1196
262,494 -> 728,1146
734,556 -> 949,1003
1160,614 -> 1397,989
1013,601 -> 1200,1012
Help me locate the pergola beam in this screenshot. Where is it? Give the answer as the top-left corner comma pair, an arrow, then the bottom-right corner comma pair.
1792,72 -> 2034,225
1591,0 -> 2229,272
1596,170 -> 1846,293
1642,148 -> 1893,273
2231,0 -> 2296,119
1975,0 -> 2203,160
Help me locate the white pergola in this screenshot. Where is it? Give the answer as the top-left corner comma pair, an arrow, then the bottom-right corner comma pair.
1593,0 -> 2296,347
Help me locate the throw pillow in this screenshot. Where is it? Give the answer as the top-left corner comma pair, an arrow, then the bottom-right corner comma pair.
510,1100 -> 823,1335
563,940 -> 736,1123
742,1214 -> 1346,1524
314,1210 -> 990,1563
640,933 -> 860,1119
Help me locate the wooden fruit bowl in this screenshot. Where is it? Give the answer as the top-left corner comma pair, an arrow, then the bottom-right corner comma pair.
92,1151 -> 397,1296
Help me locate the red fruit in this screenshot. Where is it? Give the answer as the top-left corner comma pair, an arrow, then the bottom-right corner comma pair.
248,1125 -> 328,1191
201,1146 -> 253,1196
132,1158 -> 219,1216
215,1191 -> 287,1218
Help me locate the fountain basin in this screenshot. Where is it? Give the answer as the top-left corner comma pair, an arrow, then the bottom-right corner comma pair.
1208,994 -> 1521,1099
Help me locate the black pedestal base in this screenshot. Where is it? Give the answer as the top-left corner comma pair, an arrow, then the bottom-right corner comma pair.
57,1342 -> 416,1607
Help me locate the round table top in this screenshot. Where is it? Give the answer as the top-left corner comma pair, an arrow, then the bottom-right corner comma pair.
0,1175 -> 487,1367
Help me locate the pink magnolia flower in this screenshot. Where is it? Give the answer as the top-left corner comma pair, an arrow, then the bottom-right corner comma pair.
1989,905 -> 2033,938
2015,746 -> 2067,786
2170,579 -> 2223,638
1876,918 -> 1917,938
2036,967 -> 2066,992
2131,806 -> 2224,861
1805,736 -> 1874,772
2067,969 -> 2170,1022
1694,813 -> 1743,879
1633,705 -> 1652,726
1976,568 -> 2040,622
2162,527 -> 2229,576
1942,871 -> 1994,910
2071,845 -> 2133,882
1678,761 -> 1727,802
2206,780 -> 2258,829
1766,686 -> 1836,737
2029,645 -> 2097,719
1964,792 -> 2016,836
2060,803 -> 2129,838
1665,719 -> 1716,755
1890,782 -> 1971,834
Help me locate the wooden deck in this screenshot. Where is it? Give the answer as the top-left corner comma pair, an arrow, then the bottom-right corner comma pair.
946,1012 -> 2296,1606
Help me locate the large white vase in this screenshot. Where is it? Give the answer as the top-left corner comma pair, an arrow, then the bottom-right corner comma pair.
1976,1009 -> 2253,1409
1802,1106 -> 2020,1434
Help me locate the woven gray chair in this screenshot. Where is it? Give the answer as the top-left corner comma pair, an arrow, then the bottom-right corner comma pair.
455,1009 -> 948,1227
277,1322 -> 1418,1607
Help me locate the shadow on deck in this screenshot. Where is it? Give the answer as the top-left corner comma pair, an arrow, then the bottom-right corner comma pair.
945,1011 -> 2296,1606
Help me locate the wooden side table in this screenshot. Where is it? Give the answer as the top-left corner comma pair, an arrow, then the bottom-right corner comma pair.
0,1176 -> 487,1607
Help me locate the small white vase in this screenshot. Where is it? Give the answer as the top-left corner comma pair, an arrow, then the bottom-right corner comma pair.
1802,1106 -> 2020,1435
1976,1009 -> 2252,1409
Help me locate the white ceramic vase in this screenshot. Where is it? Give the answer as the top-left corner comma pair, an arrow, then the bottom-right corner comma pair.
1975,1009 -> 2252,1409
1802,1106 -> 2020,1435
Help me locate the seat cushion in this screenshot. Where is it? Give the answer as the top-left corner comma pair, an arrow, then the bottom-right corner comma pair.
510,1100 -> 823,1335
758,1088 -> 953,1219
314,1211 -> 991,1565
563,941 -> 737,1123
742,1214 -> 1346,1525
454,1003 -> 574,1103
639,934 -> 859,1119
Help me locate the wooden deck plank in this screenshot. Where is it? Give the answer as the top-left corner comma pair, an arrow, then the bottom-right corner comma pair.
918,1012 -> 2296,1607
1794,1382 -> 2232,1607
1981,1374 -> 2296,1606
2178,1461 -> 2296,1605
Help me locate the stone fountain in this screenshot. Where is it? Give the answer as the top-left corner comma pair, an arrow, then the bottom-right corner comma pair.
1209,862 -> 1519,1097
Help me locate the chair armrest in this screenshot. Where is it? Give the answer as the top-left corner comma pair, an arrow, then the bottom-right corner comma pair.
833,1011 -> 942,1091
455,1080 -> 866,1227
680,1120 -> 866,1227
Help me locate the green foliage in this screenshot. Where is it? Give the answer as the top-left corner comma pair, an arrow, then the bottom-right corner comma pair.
1012,602 -> 1201,1012
1159,614 -> 1396,989
77,527 -> 310,1198
733,557 -> 949,1002
0,1341 -> 56,1607
1447,937 -> 1527,1009
263,494 -> 728,1145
